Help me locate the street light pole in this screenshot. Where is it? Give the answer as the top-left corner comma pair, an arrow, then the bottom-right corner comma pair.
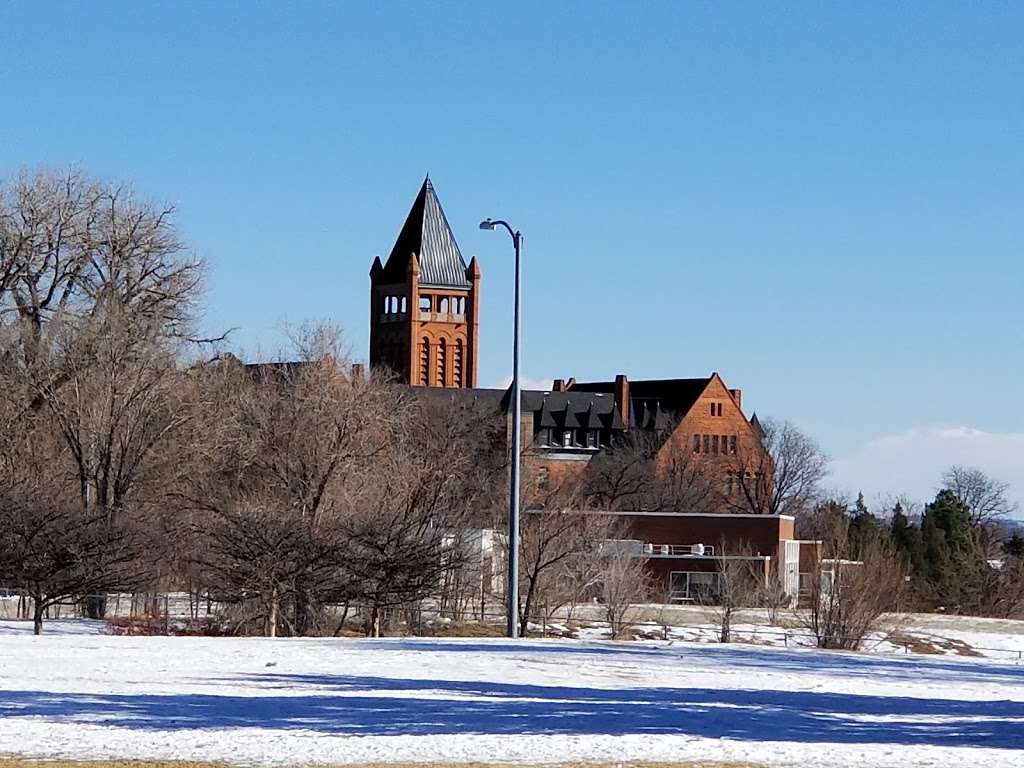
479,217 -> 522,639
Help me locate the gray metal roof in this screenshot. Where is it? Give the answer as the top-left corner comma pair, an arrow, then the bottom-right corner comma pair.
380,177 -> 471,289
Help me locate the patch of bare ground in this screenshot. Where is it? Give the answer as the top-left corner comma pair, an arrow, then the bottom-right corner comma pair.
885,631 -> 982,657
935,637 -> 984,657
428,621 -> 506,638
886,631 -> 945,655
0,761 -> 761,768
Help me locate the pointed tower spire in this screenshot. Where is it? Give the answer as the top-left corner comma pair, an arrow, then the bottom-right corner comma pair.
369,176 -> 481,389
381,177 -> 471,288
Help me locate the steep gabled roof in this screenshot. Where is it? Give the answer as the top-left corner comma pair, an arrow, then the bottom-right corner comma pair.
380,177 -> 471,289
505,389 -> 626,431
570,377 -> 712,425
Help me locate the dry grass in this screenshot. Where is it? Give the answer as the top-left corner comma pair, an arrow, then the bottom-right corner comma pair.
428,620 -> 506,638
886,631 -> 945,655
0,760 -> 762,768
885,631 -> 982,657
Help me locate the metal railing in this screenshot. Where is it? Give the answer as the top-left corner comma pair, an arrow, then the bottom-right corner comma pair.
645,543 -> 715,556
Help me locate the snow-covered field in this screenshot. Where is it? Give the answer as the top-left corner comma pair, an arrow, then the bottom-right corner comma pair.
0,620 -> 1022,766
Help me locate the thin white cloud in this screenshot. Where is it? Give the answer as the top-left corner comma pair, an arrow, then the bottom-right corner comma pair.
493,375 -> 555,391
830,425 -> 1024,513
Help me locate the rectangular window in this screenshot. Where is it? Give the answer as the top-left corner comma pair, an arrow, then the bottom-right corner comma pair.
729,435 -> 737,454
419,296 -> 431,312
670,571 -> 722,603
563,430 -> 574,448
710,402 -> 716,416
586,430 -> 597,448
702,434 -> 710,453
693,434 -> 700,453
712,435 -> 719,454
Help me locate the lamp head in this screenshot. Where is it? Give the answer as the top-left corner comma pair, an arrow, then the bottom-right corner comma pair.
479,219 -> 495,231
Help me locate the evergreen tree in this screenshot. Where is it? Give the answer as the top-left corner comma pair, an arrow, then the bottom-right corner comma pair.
848,492 -> 882,556
889,502 -> 923,571
920,489 -> 985,610
927,489 -> 974,553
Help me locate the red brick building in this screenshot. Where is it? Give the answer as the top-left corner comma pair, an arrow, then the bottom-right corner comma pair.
368,178 -> 771,502
571,511 -> 819,602
368,179 -> 796,601
369,177 -> 482,389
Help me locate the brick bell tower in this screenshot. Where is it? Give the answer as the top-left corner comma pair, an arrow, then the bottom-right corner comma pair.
369,177 -> 481,388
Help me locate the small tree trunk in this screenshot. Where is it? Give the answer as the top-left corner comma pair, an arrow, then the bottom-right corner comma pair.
368,606 -> 385,638
519,576 -> 536,638
33,600 -> 45,635
332,602 -> 351,637
268,587 -> 279,638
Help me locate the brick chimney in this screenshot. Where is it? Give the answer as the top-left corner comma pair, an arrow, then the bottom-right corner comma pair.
729,388 -> 742,410
552,378 -> 565,392
614,374 -> 630,426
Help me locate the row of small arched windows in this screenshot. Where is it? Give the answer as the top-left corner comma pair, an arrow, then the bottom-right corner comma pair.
383,295 -> 407,314
382,294 -> 467,317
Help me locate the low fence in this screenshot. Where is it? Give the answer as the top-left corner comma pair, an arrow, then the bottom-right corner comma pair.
3,589 -> 1022,661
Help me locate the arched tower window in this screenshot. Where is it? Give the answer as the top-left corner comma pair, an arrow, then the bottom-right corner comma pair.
437,338 -> 448,387
454,339 -> 464,387
419,337 -> 430,386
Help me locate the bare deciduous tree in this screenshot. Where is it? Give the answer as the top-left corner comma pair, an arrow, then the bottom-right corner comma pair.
700,541 -> 762,643
184,326 -> 402,635
941,465 -> 1018,526
596,540 -> 652,638
0,486 -> 144,634
1,169 -> 207,619
726,418 -> 828,517
516,508 -> 617,637
800,516 -> 905,650
581,432 -> 716,512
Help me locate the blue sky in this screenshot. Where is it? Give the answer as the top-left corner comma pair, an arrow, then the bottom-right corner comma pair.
2,2 -> 1022,511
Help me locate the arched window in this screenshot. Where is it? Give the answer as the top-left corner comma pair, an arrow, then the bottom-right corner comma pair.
439,297 -> 450,315
437,338 -> 448,386
400,296 -> 407,313
454,339 -> 464,387
419,337 -> 430,386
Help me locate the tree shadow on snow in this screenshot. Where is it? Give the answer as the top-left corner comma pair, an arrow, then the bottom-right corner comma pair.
1,671 -> 1022,750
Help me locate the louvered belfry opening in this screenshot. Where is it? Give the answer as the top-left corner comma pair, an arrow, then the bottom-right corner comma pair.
369,176 -> 480,389
418,337 -> 430,386
453,339 -> 464,388
437,338 -> 448,387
